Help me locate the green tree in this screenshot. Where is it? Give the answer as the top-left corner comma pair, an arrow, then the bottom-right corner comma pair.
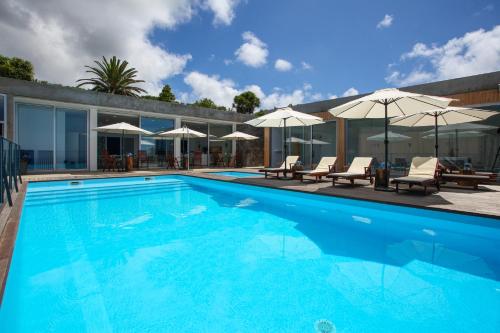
76,56 -> 146,96
158,84 -> 176,102
233,91 -> 260,114
0,55 -> 35,81
193,98 -> 218,109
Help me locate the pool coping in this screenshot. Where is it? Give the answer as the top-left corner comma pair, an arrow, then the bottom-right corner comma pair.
1,171 -> 498,305
0,180 -> 27,305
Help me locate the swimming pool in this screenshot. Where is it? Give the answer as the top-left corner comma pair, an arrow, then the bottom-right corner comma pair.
208,171 -> 263,178
1,175 -> 499,332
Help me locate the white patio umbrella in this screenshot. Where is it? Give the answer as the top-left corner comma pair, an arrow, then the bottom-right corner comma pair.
367,131 -> 411,142
308,138 -> 330,145
390,107 -> 497,157
93,122 -> 153,169
158,126 -> 206,170
286,136 -> 307,143
245,107 -> 324,171
221,131 -> 259,167
329,88 -> 454,189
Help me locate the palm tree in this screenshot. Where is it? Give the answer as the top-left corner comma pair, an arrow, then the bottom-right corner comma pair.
77,56 -> 146,96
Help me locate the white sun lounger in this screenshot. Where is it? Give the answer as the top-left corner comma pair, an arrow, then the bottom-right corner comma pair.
259,155 -> 299,179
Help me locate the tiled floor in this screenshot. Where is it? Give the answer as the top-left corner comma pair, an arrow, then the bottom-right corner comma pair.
22,168 -> 500,218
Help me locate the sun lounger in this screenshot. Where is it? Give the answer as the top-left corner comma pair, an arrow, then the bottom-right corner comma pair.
392,157 -> 439,194
441,173 -> 490,190
327,157 -> 373,186
259,156 -> 299,179
295,157 -> 337,182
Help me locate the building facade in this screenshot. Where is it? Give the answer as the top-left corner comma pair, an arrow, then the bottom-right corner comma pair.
266,71 -> 500,174
0,77 -> 263,172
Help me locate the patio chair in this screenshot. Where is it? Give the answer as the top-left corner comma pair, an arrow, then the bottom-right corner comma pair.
100,150 -> 118,171
166,154 -> 180,169
392,157 -> 440,194
138,150 -> 149,169
327,157 -> 373,186
259,156 -> 299,179
295,157 -> 337,182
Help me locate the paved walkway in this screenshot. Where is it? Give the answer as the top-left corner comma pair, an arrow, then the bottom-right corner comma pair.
22,168 -> 500,218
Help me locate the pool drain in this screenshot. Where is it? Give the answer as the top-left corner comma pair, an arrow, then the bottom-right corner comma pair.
315,319 -> 335,333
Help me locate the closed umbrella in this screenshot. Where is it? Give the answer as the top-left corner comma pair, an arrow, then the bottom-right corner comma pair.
245,106 -> 324,171
159,126 -> 206,170
329,88 -> 454,189
390,107 -> 497,157
93,122 -> 153,170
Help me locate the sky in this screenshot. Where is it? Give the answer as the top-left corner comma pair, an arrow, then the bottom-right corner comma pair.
0,0 -> 499,110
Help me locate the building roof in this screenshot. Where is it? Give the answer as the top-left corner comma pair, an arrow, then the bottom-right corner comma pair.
0,77 -> 253,124
294,71 -> 500,114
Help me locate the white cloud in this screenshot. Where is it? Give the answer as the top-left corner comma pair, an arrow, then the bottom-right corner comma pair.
184,71 -> 239,107
301,61 -> 313,70
0,0 -> 243,95
234,31 -> 268,67
386,25 -> 500,86
183,71 -> 326,110
342,87 -> 359,97
203,0 -> 240,25
377,14 -> 393,29
274,58 -> 293,71
328,94 -> 338,99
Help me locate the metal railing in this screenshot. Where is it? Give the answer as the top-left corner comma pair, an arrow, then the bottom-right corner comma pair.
0,138 -> 22,207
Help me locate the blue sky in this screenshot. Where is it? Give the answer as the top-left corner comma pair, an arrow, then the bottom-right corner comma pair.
1,0 -> 499,110
151,0 -> 499,107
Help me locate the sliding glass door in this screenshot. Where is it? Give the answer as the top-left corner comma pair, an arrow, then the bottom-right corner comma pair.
16,103 -> 88,171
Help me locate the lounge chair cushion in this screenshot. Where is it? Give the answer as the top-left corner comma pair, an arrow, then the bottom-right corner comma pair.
296,157 -> 337,175
408,157 -> 438,177
328,172 -> 365,178
346,157 -> 373,174
393,176 -> 435,184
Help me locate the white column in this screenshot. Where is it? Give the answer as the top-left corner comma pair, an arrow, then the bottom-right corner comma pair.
174,117 -> 181,160
232,124 -> 237,156
89,108 -> 98,171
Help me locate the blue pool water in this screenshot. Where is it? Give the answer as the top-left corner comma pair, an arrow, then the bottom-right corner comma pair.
1,175 -> 499,332
208,171 -> 263,178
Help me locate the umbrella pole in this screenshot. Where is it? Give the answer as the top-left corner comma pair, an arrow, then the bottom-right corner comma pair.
434,115 -> 439,158
283,118 -> 287,172
384,102 -> 389,187
121,130 -> 124,172
187,133 -> 190,171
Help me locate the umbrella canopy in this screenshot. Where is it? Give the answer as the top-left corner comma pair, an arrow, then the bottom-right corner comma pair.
245,107 -> 324,168
329,88 -> 454,189
245,106 -> 324,127
158,126 -> 206,170
93,122 -> 153,170
390,107 -> 497,157
422,130 -> 488,139
93,122 -> 153,135
286,136 -> 307,143
308,138 -> 330,145
367,131 -> 411,142
220,131 -> 259,141
158,126 -> 206,138
422,122 -> 497,134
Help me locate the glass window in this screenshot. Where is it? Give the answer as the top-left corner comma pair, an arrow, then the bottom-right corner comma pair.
312,121 -> 336,166
55,109 -> 87,170
182,121 -> 208,167
0,94 -> 5,137
140,117 -> 174,168
209,124 -> 232,166
17,103 -> 54,171
0,94 -> 5,122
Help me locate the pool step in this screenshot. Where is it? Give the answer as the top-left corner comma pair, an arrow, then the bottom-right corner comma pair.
25,181 -> 192,206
